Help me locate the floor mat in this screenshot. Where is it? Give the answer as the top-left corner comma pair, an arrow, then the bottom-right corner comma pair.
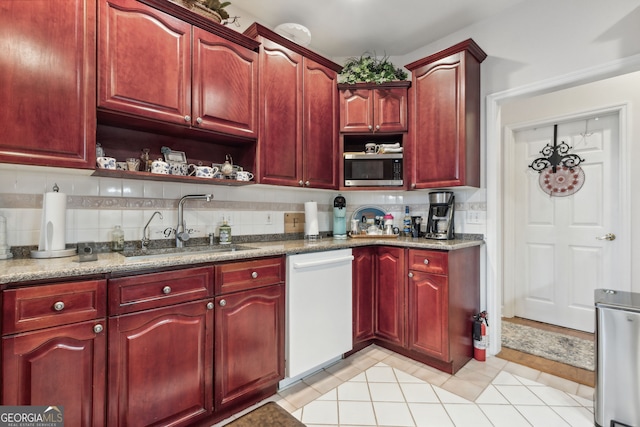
501,320 -> 594,371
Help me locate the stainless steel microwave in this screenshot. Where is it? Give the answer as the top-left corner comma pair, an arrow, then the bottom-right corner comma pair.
343,153 -> 403,187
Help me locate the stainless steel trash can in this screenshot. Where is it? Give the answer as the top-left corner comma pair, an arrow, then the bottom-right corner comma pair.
595,288 -> 640,427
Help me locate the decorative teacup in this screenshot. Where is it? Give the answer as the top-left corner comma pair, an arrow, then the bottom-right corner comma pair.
97,156 -> 116,169
189,164 -> 218,178
150,158 -> 170,174
168,162 -> 188,176
116,161 -> 128,170
236,171 -> 254,181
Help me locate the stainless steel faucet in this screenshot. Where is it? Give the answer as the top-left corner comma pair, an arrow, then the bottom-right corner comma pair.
176,194 -> 213,247
141,211 -> 163,249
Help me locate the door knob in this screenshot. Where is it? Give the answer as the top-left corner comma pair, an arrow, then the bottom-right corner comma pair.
596,233 -> 616,241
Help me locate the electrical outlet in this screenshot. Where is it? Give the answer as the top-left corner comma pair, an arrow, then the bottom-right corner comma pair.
265,212 -> 273,225
467,210 -> 486,224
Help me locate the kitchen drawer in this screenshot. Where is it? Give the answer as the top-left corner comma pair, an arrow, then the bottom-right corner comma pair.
408,249 -> 448,275
109,266 -> 213,315
2,280 -> 107,335
215,257 -> 284,294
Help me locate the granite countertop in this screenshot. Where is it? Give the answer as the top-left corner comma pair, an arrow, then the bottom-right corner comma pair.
0,236 -> 483,286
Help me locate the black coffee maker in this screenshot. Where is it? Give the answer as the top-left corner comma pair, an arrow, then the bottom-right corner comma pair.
425,191 -> 455,240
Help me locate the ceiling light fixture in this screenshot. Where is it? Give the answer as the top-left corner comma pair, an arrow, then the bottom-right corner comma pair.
274,23 -> 311,46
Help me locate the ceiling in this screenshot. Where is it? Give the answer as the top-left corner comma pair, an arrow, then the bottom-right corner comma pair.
229,0 -> 524,58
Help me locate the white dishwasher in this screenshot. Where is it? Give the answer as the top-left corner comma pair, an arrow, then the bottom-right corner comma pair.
280,249 -> 353,389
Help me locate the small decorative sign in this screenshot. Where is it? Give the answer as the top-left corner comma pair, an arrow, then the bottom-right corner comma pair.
529,124 -> 586,197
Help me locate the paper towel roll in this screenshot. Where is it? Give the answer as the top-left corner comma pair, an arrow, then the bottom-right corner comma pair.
304,201 -> 319,236
38,191 -> 67,251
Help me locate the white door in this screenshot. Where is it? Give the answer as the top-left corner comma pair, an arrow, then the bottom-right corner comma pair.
512,113 -> 620,332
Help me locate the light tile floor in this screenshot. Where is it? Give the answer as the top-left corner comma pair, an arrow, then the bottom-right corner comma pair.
215,344 -> 595,426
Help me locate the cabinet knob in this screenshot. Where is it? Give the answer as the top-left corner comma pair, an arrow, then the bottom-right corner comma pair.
368,125 -> 373,131
251,271 -> 258,279
408,272 -> 414,278
162,286 -> 172,294
196,117 -> 203,124
305,181 -> 310,186
423,259 -> 429,265
219,299 -> 227,307
184,115 -> 191,122
298,180 -> 304,186
53,301 -> 65,311
375,124 -> 380,130
93,324 -> 104,334
411,183 -> 416,189
206,302 -> 214,310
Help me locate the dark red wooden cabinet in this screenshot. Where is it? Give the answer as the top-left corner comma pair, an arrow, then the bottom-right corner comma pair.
213,257 -> 285,418
99,0 -> 258,139
0,0 -> 96,169
2,280 -> 107,427
107,267 -> 214,427
339,83 -> 409,133
246,23 -> 341,189
352,246 -> 480,374
352,247 -> 376,345
375,246 -> 406,346
405,39 -> 486,189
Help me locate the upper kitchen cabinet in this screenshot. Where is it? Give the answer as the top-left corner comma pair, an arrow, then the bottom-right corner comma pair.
98,0 -> 259,140
338,82 -> 410,133
405,39 -> 486,189
0,0 -> 96,169
244,23 -> 341,189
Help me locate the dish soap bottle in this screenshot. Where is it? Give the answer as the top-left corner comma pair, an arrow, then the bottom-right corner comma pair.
403,206 -> 412,236
112,225 -> 124,251
219,220 -> 231,245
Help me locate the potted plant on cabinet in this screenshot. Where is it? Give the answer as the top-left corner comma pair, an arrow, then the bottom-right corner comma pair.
180,0 -> 231,23
339,53 -> 408,84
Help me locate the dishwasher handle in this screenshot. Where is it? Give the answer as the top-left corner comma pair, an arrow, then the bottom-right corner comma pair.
292,255 -> 354,270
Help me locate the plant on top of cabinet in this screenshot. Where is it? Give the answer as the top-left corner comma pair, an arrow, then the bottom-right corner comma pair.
179,0 -> 231,22
340,53 -> 408,84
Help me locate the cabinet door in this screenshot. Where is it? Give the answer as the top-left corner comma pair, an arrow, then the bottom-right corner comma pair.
215,284 -> 284,410
340,89 -> 373,133
303,58 -> 339,189
193,28 -> 258,138
375,246 -> 405,346
99,0 -> 192,124
407,270 -> 449,361
2,320 -> 106,427
409,50 -> 481,188
258,38 -> 303,186
0,0 -> 96,169
374,88 -> 408,132
108,300 -> 213,427
353,247 -> 376,344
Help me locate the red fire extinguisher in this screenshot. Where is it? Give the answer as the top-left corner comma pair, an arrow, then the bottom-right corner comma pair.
473,311 -> 489,361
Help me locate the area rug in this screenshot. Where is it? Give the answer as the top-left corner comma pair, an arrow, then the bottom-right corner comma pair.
501,320 -> 595,371
223,402 -> 305,427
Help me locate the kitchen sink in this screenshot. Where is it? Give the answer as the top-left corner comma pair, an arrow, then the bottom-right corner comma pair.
120,245 -> 257,260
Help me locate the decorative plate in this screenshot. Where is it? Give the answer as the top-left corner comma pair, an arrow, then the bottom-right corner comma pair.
538,166 -> 585,197
352,205 -> 386,224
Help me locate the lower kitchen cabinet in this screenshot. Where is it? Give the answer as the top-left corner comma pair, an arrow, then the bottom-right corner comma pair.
352,247 -> 376,346
1,279 -> 107,427
352,246 -> 480,374
375,246 -> 406,346
214,284 -> 285,411
108,299 -> 214,427
213,257 -> 285,419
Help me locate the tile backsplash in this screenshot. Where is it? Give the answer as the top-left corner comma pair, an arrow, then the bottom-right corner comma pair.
0,164 -> 486,249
